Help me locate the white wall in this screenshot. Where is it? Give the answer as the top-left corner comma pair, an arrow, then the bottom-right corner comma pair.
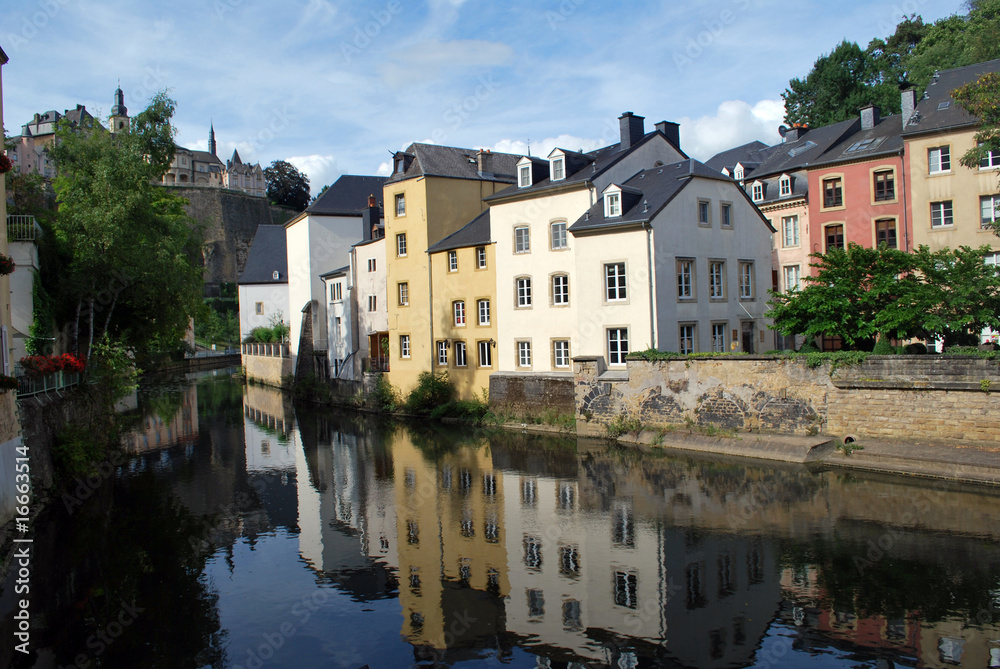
238,283 -> 290,342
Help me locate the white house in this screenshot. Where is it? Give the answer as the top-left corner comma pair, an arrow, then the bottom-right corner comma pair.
237,224 -> 290,342
351,235 -> 388,377
320,265 -> 354,380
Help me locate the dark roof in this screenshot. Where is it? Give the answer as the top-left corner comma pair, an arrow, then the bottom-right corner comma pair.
190,150 -> 223,165
384,144 -> 521,185
0,45 -> 8,65
903,58 -> 1000,136
486,130 -> 689,202
569,159 -> 729,233
319,265 -> 350,279
810,113 -> 905,168
704,140 -> 769,173
307,175 -> 387,216
747,118 -> 859,178
427,210 -> 490,253
238,225 -> 288,285
749,169 -> 809,206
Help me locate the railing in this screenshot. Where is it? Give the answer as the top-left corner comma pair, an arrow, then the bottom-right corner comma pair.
365,356 -> 390,373
7,215 -> 42,242
241,342 -> 290,358
16,371 -> 81,398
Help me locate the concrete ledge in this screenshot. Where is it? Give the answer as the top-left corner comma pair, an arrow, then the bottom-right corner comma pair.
615,430 -> 835,464
822,439 -> 1000,486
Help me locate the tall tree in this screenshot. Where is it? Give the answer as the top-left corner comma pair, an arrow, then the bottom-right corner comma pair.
49,92 -> 203,359
264,160 -> 310,211
953,72 -> 1000,178
904,0 -> 1000,92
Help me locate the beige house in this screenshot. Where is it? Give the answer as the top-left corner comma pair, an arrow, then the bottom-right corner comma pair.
162,123 -> 265,197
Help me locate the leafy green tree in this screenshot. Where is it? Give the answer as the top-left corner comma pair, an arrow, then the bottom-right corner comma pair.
49,92 -> 204,359
783,41 -> 883,126
912,245 -> 1000,346
904,0 -> 1000,92
953,72 -> 1000,197
264,159 -> 310,211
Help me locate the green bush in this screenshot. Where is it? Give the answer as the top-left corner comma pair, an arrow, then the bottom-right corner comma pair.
405,372 -> 455,414
872,336 -> 895,355
52,425 -> 109,481
372,374 -> 399,412
605,413 -> 643,439
798,341 -> 820,353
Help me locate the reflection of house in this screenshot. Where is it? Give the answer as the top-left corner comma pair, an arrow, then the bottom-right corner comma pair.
122,385 -> 199,453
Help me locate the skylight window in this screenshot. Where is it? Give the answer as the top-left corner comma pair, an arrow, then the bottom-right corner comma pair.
846,137 -> 886,153
937,101 -> 951,110
787,141 -> 817,158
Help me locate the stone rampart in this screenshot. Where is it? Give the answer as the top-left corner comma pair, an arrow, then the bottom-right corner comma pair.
489,372 -> 576,416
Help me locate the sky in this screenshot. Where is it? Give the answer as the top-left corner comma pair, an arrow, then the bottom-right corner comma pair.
1,0 -> 968,192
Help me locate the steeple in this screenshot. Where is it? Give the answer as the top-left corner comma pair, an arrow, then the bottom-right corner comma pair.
110,81 -> 129,133
209,121 -> 217,156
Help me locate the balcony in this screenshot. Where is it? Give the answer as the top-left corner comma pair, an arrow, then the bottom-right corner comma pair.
7,215 -> 43,243
17,370 -> 82,398
365,356 -> 390,373
241,343 -> 290,358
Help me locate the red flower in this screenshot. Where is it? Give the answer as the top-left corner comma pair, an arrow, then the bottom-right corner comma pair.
0,153 -> 12,175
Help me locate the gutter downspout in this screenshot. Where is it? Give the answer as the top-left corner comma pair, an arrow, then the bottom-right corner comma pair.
644,221 -> 656,349
428,252 -> 435,372
898,148 -> 911,252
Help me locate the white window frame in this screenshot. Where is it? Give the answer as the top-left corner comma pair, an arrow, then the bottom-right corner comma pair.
698,200 -> 710,226
478,340 -> 492,367
711,323 -> 726,353
709,261 -> 724,299
677,259 -> 694,300
931,200 -> 954,228
552,274 -> 569,306
368,295 -> 377,312
605,262 -> 627,302
980,148 -> 1000,169
679,323 -> 696,355
400,334 -> 411,358
783,264 -> 801,292
453,300 -> 466,326
605,192 -> 621,218
928,146 -> 951,174
448,250 -> 458,272
982,195 -> 1000,228
519,164 -> 531,188
516,277 -> 532,308
551,157 -> 565,181
607,328 -> 629,366
720,203 -> 732,228
436,341 -> 448,366
553,340 -> 570,368
454,341 -> 467,367
476,246 -> 487,269
395,192 -> 406,216
550,221 -> 567,249
779,175 -> 791,196
331,283 -> 342,302
396,233 -> 407,257
782,215 -> 800,247
514,226 -> 530,253
751,182 -> 763,202
739,261 -> 754,300
478,299 -> 490,325
398,282 -> 409,306
517,341 -> 532,367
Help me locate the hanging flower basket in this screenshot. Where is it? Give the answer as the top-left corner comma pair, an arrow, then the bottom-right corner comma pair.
0,254 -> 14,276
0,153 -> 12,175
18,353 -> 85,377
0,375 -> 19,393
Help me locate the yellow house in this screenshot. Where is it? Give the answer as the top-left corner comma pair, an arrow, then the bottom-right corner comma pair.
427,211 -> 497,399
903,60 -> 1000,255
383,144 -> 520,396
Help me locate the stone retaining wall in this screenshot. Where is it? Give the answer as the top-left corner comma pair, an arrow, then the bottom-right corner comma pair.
489,372 -> 576,416
244,353 -> 293,388
574,355 -> 1000,444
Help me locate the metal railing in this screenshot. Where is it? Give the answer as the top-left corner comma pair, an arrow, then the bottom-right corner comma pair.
7,215 -> 42,242
241,342 -> 290,358
16,370 -> 81,398
365,356 -> 390,373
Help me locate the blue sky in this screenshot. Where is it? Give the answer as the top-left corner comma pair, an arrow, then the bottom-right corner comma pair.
2,0 -> 966,192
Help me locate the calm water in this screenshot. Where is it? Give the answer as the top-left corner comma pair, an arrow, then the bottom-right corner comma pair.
3,369 -> 1000,669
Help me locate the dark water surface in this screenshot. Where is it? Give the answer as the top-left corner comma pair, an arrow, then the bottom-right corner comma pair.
3,370 -> 1000,668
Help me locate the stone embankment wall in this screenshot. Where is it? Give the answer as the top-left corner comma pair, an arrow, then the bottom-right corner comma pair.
574,355 -> 1000,443
244,354 -> 293,388
489,372 -> 576,416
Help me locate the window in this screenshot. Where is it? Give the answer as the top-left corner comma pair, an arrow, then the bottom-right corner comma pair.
477,299 -> 490,325
454,341 -> 467,367
448,250 -> 458,272
698,200 -> 710,226
398,282 -> 409,306
400,335 -> 410,358
368,295 -> 377,312
826,224 -> 844,250
517,341 -> 532,367
516,277 -> 532,307
553,340 -> 570,368
614,571 -> 638,609
721,203 -> 732,227
519,164 -> 531,187
738,261 -> 754,299
605,263 -> 627,301
523,536 -> 542,569
981,195 -> 1000,228
559,544 -> 580,576
751,182 -> 763,201
436,341 -> 448,366
606,192 -> 621,217
677,259 -> 694,299
607,328 -> 628,365
255,301 -> 263,315
515,226 -> 530,253
782,215 -> 799,247
331,283 -> 342,301
679,324 -> 695,355
712,323 -> 726,352
931,201 -> 954,228
874,170 -> 895,201
367,258 -> 376,272
779,175 -> 791,196
552,274 -> 569,305
980,148 -> 1000,168
396,233 -> 407,257
875,218 -> 897,248
783,265 -> 801,292
823,177 -> 843,208
709,261 -> 725,299
476,246 -> 487,269
551,157 -> 565,180
478,340 -> 492,367
550,221 -> 567,249
453,300 -> 465,326
928,146 -> 951,173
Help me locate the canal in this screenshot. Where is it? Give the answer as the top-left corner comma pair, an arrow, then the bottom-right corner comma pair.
3,369 -> 1000,668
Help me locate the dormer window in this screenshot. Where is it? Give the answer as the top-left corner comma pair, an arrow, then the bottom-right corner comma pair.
519,164 -> 531,188
606,192 -> 621,218
734,166 -> 745,182
551,157 -> 565,181
751,182 -> 764,202
272,270 -> 280,280
779,175 -> 791,197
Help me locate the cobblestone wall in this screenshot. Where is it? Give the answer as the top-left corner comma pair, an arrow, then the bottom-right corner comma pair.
574,355 -> 1000,443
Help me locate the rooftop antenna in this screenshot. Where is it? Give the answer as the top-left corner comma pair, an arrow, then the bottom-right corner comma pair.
527,139 -> 531,157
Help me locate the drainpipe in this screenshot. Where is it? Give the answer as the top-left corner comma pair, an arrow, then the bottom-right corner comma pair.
428,254 -> 435,371
644,221 -> 657,348
898,149 -> 911,252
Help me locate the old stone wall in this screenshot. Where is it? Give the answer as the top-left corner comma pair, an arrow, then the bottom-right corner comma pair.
244,354 -> 293,388
575,355 -> 1000,444
489,372 -> 576,416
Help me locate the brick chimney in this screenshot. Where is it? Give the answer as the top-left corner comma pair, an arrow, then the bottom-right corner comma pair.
901,88 -> 916,129
477,149 -> 493,178
654,120 -> 680,150
619,112 -> 645,150
783,123 -> 809,142
860,104 -> 880,131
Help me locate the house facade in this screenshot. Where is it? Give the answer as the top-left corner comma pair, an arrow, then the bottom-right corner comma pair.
351,235 -> 388,380
237,225 -> 290,342
320,266 -> 354,380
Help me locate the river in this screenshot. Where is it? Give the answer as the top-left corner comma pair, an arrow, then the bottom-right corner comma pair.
2,369 -> 1000,668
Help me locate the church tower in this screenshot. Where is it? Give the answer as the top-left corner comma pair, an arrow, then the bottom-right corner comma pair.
110,83 -> 129,133
209,121 -> 217,156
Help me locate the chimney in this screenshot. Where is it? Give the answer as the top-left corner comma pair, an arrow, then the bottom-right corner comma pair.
654,120 -> 680,150
361,194 -> 381,242
901,88 -> 916,129
783,123 -> 809,142
368,194 -> 377,208
860,104 -> 880,131
619,112 -> 645,150
477,149 -> 493,178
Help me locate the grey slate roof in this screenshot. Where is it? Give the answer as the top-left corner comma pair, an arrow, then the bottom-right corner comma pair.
0,45 -> 8,65
238,225 -> 288,285
903,59 -> 1000,136
319,265 -> 350,279
810,113 -> 905,168
307,175 -> 387,216
568,159 -> 731,234
704,140 -> 769,173
747,118 -> 859,178
384,144 -> 521,185
427,210 -> 490,253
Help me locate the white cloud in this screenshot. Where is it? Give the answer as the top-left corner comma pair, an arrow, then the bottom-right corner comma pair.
490,134 -> 608,159
286,154 -> 339,192
678,99 -> 785,162
378,39 -> 513,89
376,161 -> 392,176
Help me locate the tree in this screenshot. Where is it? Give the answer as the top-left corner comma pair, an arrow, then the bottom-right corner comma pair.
953,72 -> 1000,181
912,245 -> 1000,346
49,92 -> 204,360
264,160 -> 310,211
904,0 -> 1000,92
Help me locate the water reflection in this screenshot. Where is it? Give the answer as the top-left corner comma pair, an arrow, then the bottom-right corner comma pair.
5,371 -> 1000,668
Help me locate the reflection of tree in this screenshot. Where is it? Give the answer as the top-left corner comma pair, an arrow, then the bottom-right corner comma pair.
196,373 -> 244,427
